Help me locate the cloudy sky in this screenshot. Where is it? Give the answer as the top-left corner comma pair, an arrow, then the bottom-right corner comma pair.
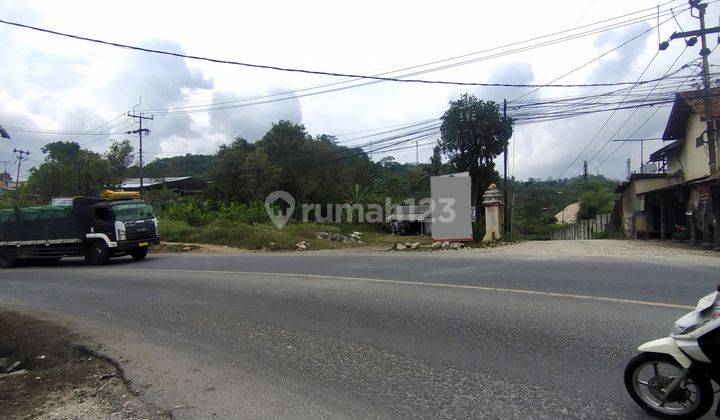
1,0 -> 718,181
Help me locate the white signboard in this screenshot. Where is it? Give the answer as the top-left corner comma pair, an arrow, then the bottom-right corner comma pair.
51,197 -> 74,206
430,174 -> 473,241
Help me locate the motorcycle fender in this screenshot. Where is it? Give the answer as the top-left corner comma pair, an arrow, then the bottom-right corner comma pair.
638,337 -> 692,368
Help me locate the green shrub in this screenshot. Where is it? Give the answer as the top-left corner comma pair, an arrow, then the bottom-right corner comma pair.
156,218 -> 425,250
158,197 -> 270,227
158,219 -> 200,242
592,229 -> 625,239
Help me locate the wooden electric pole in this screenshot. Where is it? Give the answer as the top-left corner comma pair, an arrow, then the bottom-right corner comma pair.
126,112 -> 153,197
668,1 -> 719,173
503,99 -> 509,234
12,149 -> 29,195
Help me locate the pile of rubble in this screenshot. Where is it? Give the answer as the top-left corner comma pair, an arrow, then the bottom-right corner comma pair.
296,231 -> 365,250
433,241 -> 465,250
0,355 -> 29,378
392,241 -> 466,251
393,241 -> 422,251
315,231 -> 363,243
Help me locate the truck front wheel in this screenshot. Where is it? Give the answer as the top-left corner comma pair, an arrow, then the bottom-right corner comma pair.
86,242 -> 110,265
130,247 -> 148,261
0,248 -> 15,268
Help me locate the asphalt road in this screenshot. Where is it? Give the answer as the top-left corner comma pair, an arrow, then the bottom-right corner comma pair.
0,247 -> 718,418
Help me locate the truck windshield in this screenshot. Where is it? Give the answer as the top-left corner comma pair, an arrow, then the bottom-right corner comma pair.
113,203 -> 155,222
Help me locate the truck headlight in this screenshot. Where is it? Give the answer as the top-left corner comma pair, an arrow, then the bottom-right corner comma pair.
115,221 -> 126,241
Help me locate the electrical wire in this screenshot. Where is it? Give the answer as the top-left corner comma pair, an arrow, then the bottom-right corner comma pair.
511,13 -> 674,104
554,48 -> 663,179
591,45 -> 720,172
138,1 -> 691,115
585,46 -> 691,171
3,17 -> 687,90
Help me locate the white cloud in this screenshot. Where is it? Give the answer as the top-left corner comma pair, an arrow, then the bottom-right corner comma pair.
0,0 -> 716,181
208,90 -> 303,142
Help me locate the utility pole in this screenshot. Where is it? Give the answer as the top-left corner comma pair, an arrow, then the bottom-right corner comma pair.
416,140 -> 419,165
126,112 -> 153,197
503,99 -> 509,234
510,193 -> 516,234
611,138 -> 663,173
52,162 -> 60,196
12,149 -> 29,193
640,140 -> 644,172
626,158 -> 632,180
667,1 -> 719,172
0,160 -> 10,186
583,160 -> 588,183
85,158 -> 91,196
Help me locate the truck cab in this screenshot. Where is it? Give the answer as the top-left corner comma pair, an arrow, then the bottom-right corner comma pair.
0,194 -> 160,267
85,199 -> 160,264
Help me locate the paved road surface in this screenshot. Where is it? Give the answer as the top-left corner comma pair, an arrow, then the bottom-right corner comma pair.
0,247 -> 717,418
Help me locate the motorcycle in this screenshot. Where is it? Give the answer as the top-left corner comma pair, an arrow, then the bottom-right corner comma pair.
625,287 -> 720,419
671,224 -> 691,243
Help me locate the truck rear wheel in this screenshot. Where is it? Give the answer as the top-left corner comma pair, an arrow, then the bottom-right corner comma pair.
0,249 -> 15,268
86,242 -> 110,265
130,247 -> 148,261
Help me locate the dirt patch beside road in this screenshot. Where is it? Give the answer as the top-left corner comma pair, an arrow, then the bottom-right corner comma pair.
0,310 -> 168,419
459,239 -> 720,259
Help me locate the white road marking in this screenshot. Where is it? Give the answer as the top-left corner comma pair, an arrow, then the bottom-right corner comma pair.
120,268 -> 694,310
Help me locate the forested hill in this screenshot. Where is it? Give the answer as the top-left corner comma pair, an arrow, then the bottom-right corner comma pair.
509,175 -> 619,215
507,175 -> 620,239
129,150 -> 617,209
129,148 -> 619,226
126,154 -> 216,179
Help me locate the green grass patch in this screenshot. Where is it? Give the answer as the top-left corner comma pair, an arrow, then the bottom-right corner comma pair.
158,219 -> 431,251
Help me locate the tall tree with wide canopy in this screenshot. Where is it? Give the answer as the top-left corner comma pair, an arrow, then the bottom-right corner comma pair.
438,94 -> 513,215
105,139 -> 135,186
27,141 -> 111,199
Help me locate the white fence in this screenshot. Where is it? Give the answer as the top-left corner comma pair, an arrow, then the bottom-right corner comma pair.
551,213 -> 611,240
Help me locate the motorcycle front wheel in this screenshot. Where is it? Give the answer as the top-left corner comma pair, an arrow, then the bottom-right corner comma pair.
624,353 -> 713,419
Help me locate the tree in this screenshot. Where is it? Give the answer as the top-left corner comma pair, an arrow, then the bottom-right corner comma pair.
0,171 -> 11,186
127,154 -> 216,178
41,141 -> 82,161
106,140 -> 135,186
213,137 -> 256,204
27,141 -> 110,199
438,94 -> 513,215
429,145 -> 442,176
241,147 -> 281,201
378,156 -> 397,168
578,182 -> 615,220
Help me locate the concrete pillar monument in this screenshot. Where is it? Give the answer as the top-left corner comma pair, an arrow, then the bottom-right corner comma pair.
482,183 -> 503,242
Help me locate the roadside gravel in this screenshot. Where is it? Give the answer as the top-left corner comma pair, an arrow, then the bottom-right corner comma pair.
492,239 -> 718,257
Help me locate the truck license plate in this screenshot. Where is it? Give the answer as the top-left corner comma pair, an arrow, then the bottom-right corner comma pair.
139,242 -> 149,247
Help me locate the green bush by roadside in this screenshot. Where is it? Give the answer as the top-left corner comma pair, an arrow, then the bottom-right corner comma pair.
158,219 -> 429,251
591,229 -> 625,239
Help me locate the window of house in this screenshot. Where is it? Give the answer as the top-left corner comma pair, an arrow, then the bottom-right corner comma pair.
635,195 -> 645,211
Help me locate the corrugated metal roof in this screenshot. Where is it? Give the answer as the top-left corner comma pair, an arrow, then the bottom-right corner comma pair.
649,139 -> 683,161
387,213 -> 428,222
386,205 -> 430,222
120,177 -> 193,188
